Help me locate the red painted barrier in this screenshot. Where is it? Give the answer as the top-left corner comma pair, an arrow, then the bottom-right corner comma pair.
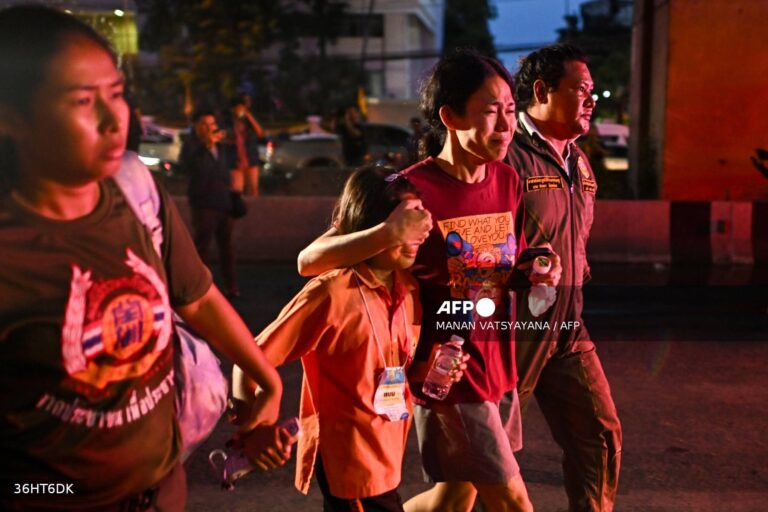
171,197 -> 761,267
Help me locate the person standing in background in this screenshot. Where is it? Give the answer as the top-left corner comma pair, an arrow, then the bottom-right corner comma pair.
507,43 -> 622,512
226,95 -> 264,197
337,105 -> 367,167
180,109 -> 241,298
407,117 -> 425,166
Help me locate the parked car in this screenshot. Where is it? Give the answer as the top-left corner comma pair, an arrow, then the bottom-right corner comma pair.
595,122 -> 629,171
263,122 -> 413,176
263,133 -> 342,175
137,119 -> 186,176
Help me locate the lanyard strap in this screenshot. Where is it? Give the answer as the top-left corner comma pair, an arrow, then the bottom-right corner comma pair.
354,272 -> 411,369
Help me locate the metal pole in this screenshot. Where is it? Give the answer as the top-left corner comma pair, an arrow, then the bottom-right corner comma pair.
360,0 -> 376,69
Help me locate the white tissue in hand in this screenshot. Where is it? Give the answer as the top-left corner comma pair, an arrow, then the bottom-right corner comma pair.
528,284 -> 556,317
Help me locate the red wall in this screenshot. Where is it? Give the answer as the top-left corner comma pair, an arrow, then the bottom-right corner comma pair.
662,0 -> 768,200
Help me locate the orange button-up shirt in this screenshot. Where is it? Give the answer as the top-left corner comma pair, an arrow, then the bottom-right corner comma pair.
256,263 -> 420,499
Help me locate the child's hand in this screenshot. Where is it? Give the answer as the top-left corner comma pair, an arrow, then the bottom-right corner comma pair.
235,425 -> 294,471
449,353 -> 471,383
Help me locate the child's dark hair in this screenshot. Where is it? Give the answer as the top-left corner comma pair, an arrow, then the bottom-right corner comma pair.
0,5 -> 116,192
334,165 -> 420,235
418,49 -> 513,160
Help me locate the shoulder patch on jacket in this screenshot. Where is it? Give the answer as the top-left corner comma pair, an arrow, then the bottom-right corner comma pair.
577,155 -> 591,179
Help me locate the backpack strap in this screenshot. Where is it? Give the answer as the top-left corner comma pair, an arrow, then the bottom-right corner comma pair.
114,151 -> 164,257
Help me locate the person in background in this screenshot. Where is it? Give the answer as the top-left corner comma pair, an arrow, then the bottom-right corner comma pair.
124,88 -> 144,153
306,114 -> 329,135
226,95 -> 264,197
298,50 -> 563,512
180,108 -> 242,298
0,6 -> 282,510
507,43 -> 622,512
407,117 -> 424,165
337,105 -> 367,167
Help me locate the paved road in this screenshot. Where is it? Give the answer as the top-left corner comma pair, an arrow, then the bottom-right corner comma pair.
185,263 -> 768,512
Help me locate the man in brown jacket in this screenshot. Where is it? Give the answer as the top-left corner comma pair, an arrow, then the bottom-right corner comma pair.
506,44 -> 622,512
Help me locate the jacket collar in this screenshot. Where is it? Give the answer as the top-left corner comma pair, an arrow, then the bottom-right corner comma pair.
518,112 -> 578,168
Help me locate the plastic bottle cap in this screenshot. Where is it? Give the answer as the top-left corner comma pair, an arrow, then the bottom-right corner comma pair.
533,256 -> 551,274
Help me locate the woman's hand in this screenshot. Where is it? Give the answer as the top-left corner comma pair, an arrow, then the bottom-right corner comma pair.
384,198 -> 432,247
236,387 -> 281,433
449,353 -> 471,383
232,424 -> 294,471
408,348 -> 470,383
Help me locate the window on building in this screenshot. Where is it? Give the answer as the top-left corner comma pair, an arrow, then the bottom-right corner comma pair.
339,14 -> 384,38
366,69 -> 385,98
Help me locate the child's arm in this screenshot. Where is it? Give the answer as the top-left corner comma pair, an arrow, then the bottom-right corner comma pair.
175,284 -> 282,428
297,198 -> 432,277
232,277 -> 333,425
230,277 -> 333,470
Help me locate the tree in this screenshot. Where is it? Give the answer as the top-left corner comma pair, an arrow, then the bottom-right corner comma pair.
557,2 -> 634,198
443,0 -> 497,57
135,0 -> 352,122
557,1 -> 632,123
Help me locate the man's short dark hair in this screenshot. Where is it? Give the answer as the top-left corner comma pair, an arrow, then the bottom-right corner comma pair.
192,108 -> 216,124
514,44 -> 588,112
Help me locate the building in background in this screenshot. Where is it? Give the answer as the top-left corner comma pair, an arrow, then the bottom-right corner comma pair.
269,0 -> 443,101
0,0 -> 138,55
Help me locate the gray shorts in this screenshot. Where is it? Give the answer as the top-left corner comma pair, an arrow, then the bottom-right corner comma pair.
413,389 -> 523,484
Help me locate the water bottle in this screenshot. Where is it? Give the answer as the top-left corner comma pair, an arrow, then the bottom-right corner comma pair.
528,256 -> 557,317
422,335 -> 465,401
208,449 -> 254,491
208,417 -> 301,491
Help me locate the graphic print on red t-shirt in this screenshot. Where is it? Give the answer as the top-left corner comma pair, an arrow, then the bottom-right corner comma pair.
438,212 -> 518,302
61,249 -> 172,390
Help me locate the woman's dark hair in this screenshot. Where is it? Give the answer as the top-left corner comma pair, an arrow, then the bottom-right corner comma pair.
514,43 -> 588,112
418,49 -> 513,160
0,5 -> 117,192
334,165 -> 420,236
0,5 -> 116,112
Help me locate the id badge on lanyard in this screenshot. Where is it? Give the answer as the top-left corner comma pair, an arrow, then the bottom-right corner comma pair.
355,271 -> 412,423
373,366 -> 409,421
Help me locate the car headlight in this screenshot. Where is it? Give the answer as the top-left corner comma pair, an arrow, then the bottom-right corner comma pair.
139,155 -> 161,167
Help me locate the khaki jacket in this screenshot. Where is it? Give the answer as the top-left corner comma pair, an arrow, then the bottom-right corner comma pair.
506,124 -> 597,350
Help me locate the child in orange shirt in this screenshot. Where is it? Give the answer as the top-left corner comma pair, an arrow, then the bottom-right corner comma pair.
234,165 -> 463,511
